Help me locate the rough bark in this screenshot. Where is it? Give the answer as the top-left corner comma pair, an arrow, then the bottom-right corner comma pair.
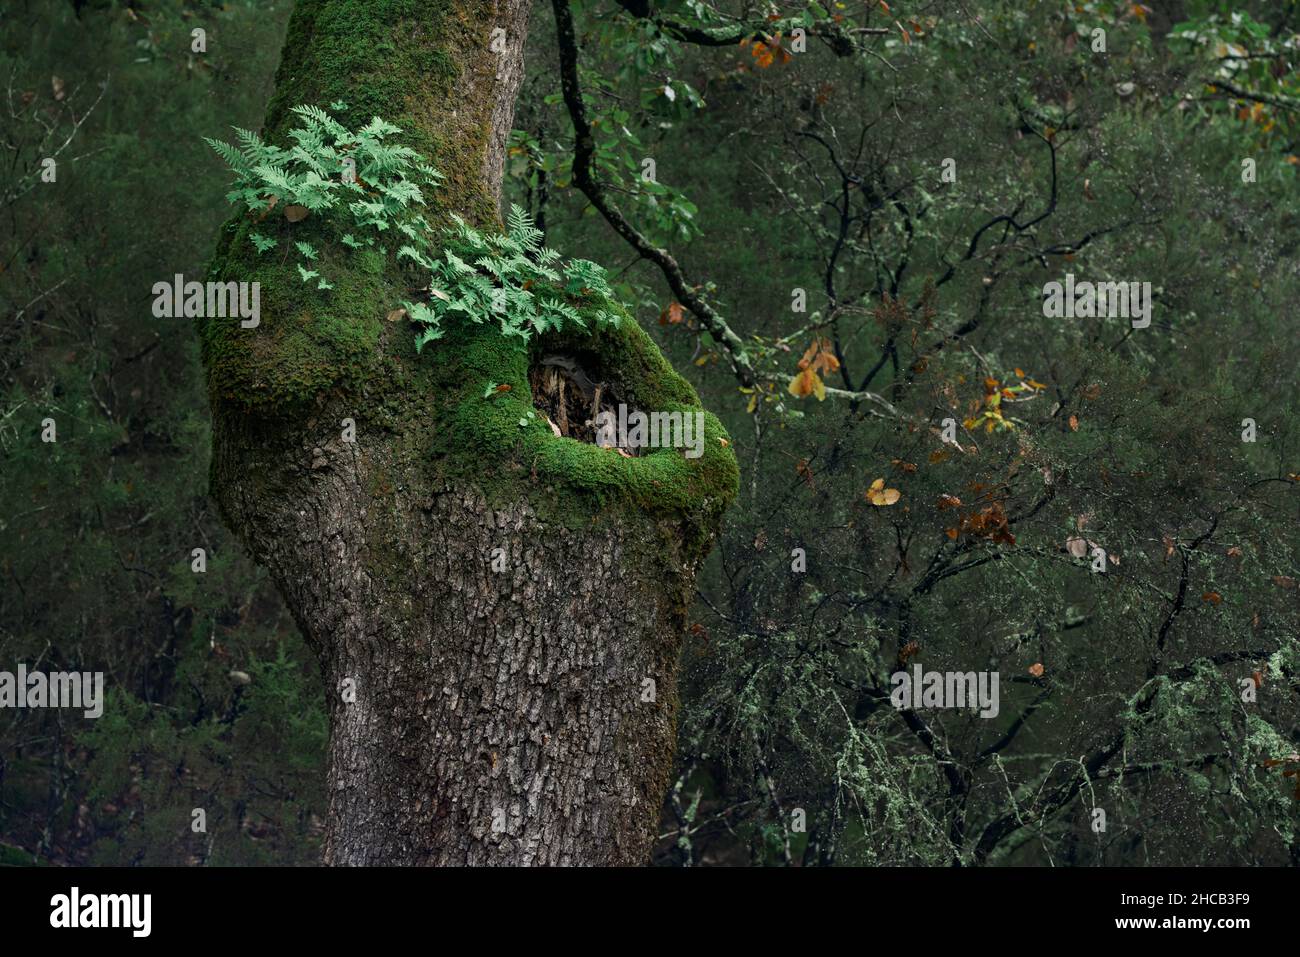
213,419 -> 697,865
202,0 -> 736,864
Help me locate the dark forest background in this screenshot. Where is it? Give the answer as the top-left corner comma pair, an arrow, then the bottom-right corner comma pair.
2,0 -> 1298,865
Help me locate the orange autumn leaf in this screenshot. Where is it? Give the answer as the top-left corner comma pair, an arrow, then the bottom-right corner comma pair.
1028,662 -> 1045,677
790,337 -> 839,401
867,478 -> 901,506
953,500 -> 1016,545
1068,413 -> 1079,431
798,336 -> 840,375
788,367 -> 826,400
750,39 -> 791,68
936,494 -> 962,510
1202,591 -> 1223,605
659,301 -> 686,325
795,458 -> 815,489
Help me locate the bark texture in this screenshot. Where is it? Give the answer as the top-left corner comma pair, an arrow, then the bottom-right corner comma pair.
203,0 -> 736,864
213,418 -> 695,864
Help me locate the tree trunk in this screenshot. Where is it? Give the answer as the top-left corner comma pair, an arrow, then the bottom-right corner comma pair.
200,0 -> 736,865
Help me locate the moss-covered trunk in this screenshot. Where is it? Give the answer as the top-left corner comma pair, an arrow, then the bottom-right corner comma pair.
200,0 -> 737,864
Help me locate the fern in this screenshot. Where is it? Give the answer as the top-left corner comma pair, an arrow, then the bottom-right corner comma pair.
402,204 -> 620,347
249,232 -> 276,254
207,107 -> 619,348
208,102 -> 441,287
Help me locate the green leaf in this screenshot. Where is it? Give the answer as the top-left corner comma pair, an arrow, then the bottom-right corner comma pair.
249,232 -> 277,254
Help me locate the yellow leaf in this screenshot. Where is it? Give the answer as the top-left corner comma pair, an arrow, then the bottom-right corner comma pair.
788,367 -> 825,400
867,478 -> 901,506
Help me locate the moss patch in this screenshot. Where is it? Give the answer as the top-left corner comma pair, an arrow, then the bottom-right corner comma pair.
200,0 -> 736,540
421,306 -> 739,528
201,216 -> 388,410
261,0 -> 497,225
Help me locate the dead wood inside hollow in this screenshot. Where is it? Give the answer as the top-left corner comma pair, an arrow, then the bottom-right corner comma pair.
528,352 -> 644,454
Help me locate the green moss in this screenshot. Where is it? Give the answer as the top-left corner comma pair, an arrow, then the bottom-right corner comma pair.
201,0 -> 510,410
201,216 -> 387,410
200,1 -> 736,543
415,304 -> 738,527
261,0 -> 495,224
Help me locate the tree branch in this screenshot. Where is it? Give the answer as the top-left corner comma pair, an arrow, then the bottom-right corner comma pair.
552,0 -> 757,386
